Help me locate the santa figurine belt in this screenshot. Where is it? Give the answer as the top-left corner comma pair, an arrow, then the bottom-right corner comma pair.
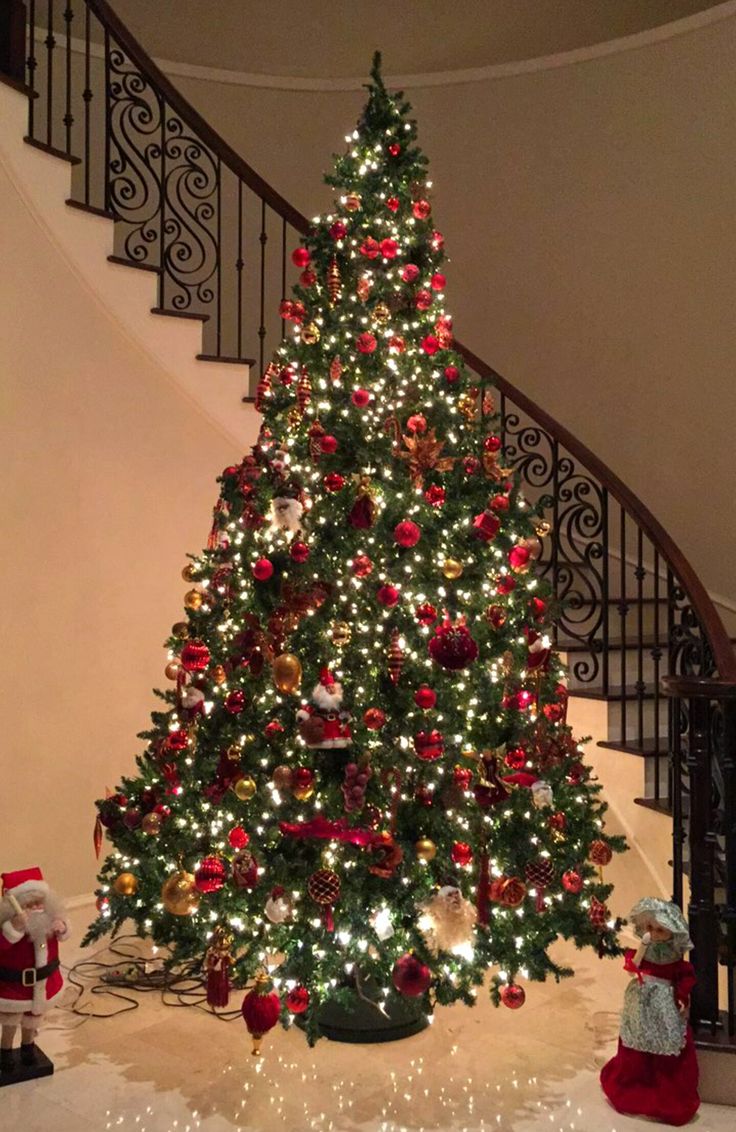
0,959 -> 60,986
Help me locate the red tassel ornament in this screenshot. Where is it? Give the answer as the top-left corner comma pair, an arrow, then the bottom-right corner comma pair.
241,972 -> 281,1055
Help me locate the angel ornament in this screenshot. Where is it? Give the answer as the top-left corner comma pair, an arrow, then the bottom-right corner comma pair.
600,897 -> 699,1126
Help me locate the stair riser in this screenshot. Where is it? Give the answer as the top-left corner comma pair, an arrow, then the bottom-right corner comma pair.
605,698 -> 669,743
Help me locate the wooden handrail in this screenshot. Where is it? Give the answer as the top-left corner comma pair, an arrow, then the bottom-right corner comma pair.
84,0 -> 736,684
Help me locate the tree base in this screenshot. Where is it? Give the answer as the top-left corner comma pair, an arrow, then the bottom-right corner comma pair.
296,988 -> 429,1044
0,1047 -> 54,1087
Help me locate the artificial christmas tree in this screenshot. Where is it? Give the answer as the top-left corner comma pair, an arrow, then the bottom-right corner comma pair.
86,55 -> 624,1046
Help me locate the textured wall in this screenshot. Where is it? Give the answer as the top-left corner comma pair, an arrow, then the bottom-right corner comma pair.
0,155 -> 244,896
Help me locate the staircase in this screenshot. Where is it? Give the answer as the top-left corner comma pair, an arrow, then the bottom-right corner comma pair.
2,0 -> 734,1065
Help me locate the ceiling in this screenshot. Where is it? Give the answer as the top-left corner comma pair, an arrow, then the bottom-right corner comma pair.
110,0 -> 722,78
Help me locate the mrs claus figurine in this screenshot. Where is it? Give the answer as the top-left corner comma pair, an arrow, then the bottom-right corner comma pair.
600,897 -> 699,1125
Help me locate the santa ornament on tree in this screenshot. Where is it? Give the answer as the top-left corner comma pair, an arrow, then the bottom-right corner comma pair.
296,668 -> 352,749
0,868 -> 70,1082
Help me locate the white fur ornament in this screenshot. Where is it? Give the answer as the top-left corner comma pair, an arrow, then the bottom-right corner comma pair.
419,886 -> 476,955
270,496 -> 304,533
531,780 -> 554,809
265,888 -> 293,924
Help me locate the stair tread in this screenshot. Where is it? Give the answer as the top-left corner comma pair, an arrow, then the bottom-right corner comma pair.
568,685 -> 658,701
634,797 -> 673,816
150,307 -> 209,322
108,254 -> 160,274
558,636 -> 667,652
598,738 -> 668,757
24,135 -> 81,165
67,198 -> 116,221
197,353 -> 256,366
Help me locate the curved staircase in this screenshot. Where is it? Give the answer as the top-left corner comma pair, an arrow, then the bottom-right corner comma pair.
1,0 -> 734,1071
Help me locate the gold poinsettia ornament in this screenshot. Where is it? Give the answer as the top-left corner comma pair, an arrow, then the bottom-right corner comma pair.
398,428 -> 456,488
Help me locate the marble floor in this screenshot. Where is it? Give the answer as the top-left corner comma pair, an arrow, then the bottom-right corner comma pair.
5,850 -> 733,1132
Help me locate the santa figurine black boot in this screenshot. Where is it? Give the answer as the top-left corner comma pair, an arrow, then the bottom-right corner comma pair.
0,1048 -> 16,1074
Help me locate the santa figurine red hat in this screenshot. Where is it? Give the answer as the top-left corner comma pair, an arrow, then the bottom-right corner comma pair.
0,867 -> 70,1077
296,668 -> 352,749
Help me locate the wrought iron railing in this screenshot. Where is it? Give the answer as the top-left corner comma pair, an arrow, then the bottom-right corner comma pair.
3,0 -> 735,1046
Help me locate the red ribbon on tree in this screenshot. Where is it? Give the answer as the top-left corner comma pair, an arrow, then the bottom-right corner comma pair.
279,816 -> 374,847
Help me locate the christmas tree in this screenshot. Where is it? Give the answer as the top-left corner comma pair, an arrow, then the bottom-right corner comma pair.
86,55 -> 624,1046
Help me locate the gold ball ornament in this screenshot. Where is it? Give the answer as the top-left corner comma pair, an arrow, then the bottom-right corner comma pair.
301,322 -> 320,345
113,872 -> 138,896
535,520 -> 552,539
415,837 -> 437,862
372,301 -> 390,325
181,564 -> 197,582
233,776 -> 257,802
164,660 -> 181,681
161,870 -> 200,916
184,588 -> 203,611
292,783 -> 315,802
211,664 -> 227,686
330,621 -> 352,648
344,193 -> 361,212
442,558 -> 464,580
141,812 -> 162,836
272,653 -> 303,694
172,621 -> 190,640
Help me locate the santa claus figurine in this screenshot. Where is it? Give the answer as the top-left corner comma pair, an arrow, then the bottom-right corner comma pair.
0,867 -> 70,1078
296,668 -> 352,749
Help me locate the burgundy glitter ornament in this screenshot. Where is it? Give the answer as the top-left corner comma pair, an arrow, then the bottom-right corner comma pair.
225,689 -> 246,715
351,388 -> 371,408
413,729 -> 444,762
356,332 -> 377,354
195,856 -> 227,894
392,953 -> 431,997
377,583 -> 400,607
252,558 -> 274,581
360,237 -> 380,259
324,472 -> 345,492
562,869 -> 584,894
428,615 -> 479,670
228,826 -> 250,850
364,707 -> 386,731
421,335 -> 440,355
415,602 -> 438,625
290,541 -> 310,563
412,198 -> 431,220
329,220 -> 347,240
386,196 -> 400,212
500,984 -> 526,1010
402,263 -> 420,283
451,841 -> 473,867
286,985 -> 310,1014
444,365 -> 459,383
351,553 -> 373,577
380,237 -> 398,259
424,484 -> 445,507
414,685 -> 437,709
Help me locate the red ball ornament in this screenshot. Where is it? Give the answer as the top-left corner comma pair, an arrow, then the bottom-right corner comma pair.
589,839 -> 613,867
356,332 -> 377,354
195,856 -> 227,894
562,870 -> 583,894
529,597 -> 547,621
360,237 -> 380,259
364,707 -> 386,730
166,729 -> 190,752
484,435 -> 502,453
293,766 -> 315,789
430,229 -> 444,250
286,985 -> 310,1014
388,142 -> 401,156
386,196 -> 400,212
394,520 -> 421,548
229,826 -> 250,850
486,604 -> 507,629
320,434 -> 338,454
291,247 -> 310,268
415,602 -> 438,625
324,472 -> 345,492
473,511 -> 501,542
253,558 -> 274,581
509,545 -> 531,571
463,456 -> 480,475
265,719 -> 285,739
549,811 -> 567,833
377,583 -> 400,608
431,272 -> 446,290
224,689 -> 246,714
490,494 -> 510,512
351,553 -> 373,577
424,484 -> 445,507
180,640 -> 211,672
543,703 -> 565,723
389,334 -> 406,352
415,289 -> 432,311
351,388 -> 371,408
300,268 -> 316,287
278,298 -> 294,320
421,335 -> 440,355
453,765 -> 473,790
428,616 -> 479,670
329,220 -> 347,240
402,264 -> 420,283
392,954 -> 431,997
497,575 -> 516,595
412,199 -> 431,220
500,984 -> 526,1010
406,413 -> 427,434
380,238 -> 398,259
413,729 -> 445,762
290,541 -> 310,563
444,365 -> 460,383
451,841 -> 473,867
414,685 -> 437,709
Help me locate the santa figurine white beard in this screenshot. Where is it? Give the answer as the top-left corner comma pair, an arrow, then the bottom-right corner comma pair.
419,886 -> 477,956
296,669 -> 352,749
269,496 -> 303,534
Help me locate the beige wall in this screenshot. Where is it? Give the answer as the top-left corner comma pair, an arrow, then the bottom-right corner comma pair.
0,158 -> 244,897
127,13 -> 736,607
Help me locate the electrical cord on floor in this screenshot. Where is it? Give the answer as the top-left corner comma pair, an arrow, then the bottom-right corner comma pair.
52,934 -> 245,1026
